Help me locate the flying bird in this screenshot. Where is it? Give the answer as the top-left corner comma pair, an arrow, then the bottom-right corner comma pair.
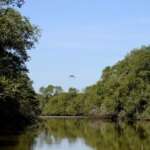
69,75 -> 76,78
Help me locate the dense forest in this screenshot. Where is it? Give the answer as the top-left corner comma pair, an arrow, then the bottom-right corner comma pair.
0,0 -> 40,129
40,46 -> 150,120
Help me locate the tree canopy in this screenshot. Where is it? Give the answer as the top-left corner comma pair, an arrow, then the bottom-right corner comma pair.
0,8 -> 40,77
0,0 -> 25,7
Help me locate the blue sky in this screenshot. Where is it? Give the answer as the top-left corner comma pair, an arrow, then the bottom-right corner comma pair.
20,0 -> 150,91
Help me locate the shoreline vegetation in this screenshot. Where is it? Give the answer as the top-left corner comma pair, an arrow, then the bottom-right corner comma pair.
39,115 -> 150,121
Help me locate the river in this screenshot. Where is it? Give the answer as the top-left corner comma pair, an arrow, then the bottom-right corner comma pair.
0,118 -> 150,150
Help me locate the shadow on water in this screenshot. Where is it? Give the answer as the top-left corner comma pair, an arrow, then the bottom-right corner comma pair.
0,119 -> 150,150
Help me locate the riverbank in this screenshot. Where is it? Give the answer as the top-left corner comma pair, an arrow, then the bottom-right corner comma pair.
39,115 -> 150,122
39,116 -> 88,119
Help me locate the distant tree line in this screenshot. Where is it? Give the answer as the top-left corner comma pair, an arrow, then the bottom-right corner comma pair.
40,46 -> 150,120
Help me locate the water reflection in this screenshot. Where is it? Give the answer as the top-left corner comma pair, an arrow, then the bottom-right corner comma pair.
1,119 -> 150,150
34,136 -> 92,150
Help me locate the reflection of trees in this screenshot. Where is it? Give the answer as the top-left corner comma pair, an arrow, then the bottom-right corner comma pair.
42,119 -> 150,150
1,120 -> 150,150
0,127 -> 40,150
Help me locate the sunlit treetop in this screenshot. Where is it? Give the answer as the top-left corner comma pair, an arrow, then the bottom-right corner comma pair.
0,0 -> 25,7
0,8 -> 40,62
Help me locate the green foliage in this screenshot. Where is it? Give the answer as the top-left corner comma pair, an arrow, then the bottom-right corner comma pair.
41,86 -> 81,116
41,46 -> 150,120
38,85 -> 64,111
0,0 -> 25,7
0,1 -> 40,129
0,74 -> 40,127
96,46 -> 150,119
0,8 -> 40,79
39,85 -> 55,97
0,8 -> 39,61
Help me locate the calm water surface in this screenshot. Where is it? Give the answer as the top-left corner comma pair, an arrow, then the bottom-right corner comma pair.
0,119 -> 150,150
